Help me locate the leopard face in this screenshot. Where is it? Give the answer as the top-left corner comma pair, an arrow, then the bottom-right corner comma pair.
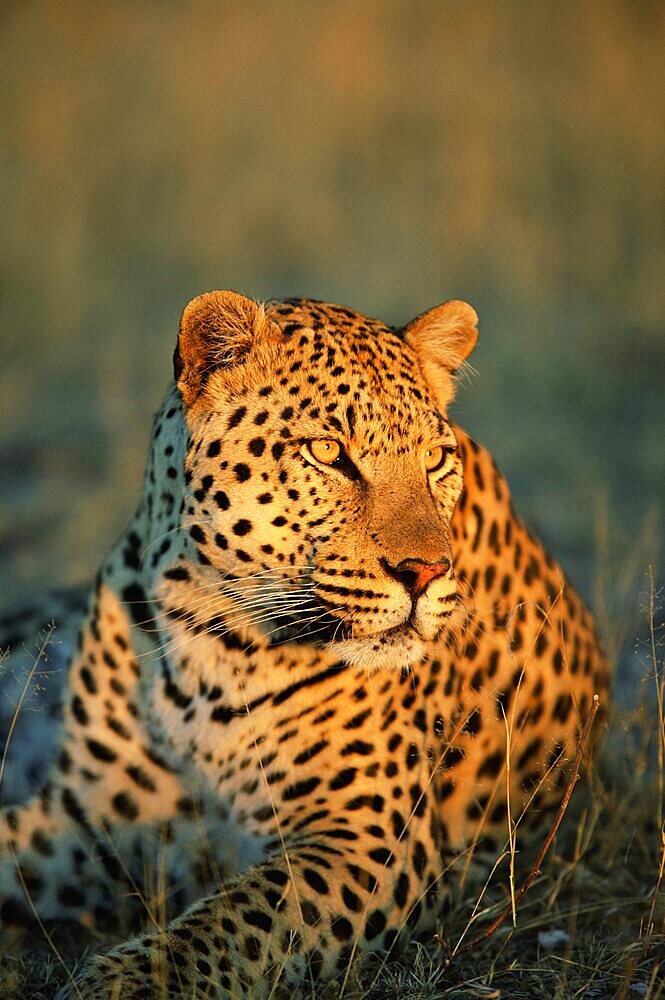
157,293 -> 478,671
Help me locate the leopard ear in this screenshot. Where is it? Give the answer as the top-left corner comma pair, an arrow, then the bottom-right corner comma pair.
403,300 -> 478,407
174,291 -> 281,407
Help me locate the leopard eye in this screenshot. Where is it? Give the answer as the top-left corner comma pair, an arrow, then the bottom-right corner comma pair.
309,439 -> 341,466
423,445 -> 454,473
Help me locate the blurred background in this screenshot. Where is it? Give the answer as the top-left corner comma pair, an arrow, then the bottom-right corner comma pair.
1,1 -> 663,692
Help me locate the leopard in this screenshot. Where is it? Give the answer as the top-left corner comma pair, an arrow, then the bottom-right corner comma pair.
0,291 -> 608,999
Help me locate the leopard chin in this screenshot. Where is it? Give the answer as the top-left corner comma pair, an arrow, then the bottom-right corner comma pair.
328,624 -> 429,672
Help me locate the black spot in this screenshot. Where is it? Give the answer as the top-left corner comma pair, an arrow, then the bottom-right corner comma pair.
196,958 -> 212,977
462,709 -> 482,735
243,910 -> 273,933
365,909 -> 387,939
264,868 -> 289,887
342,885 -> 362,912
368,847 -> 393,866
207,439 -> 221,458
517,737 -> 542,771
214,490 -> 230,510
86,739 -> 117,763
329,767 -> 357,790
210,705 -> 238,724
106,716 -> 131,740
294,740 -> 329,765
233,463 -> 251,482
31,830 -> 54,857
164,566 -> 191,582
535,631 -> 548,656
249,437 -> 266,457
413,708 -> 427,733
477,750 -> 503,780
112,792 -> 139,819
162,669 -> 192,709
71,695 -> 89,726
345,404 -> 356,435
233,519 -> 252,536
61,788 -> 90,829
303,868 -> 329,894
57,885 -> 86,908
411,841 -> 428,880
301,900 -> 320,925
282,776 -> 321,800
331,916 -> 353,941
341,739 -> 374,757
552,692 -> 572,723
121,583 -> 154,631
405,743 -> 419,770
228,407 -> 247,429
244,935 -> 261,961
393,872 -> 409,908
126,765 -> 157,792
469,668 -> 484,692
442,746 -> 465,769
346,864 -> 378,892
347,794 -> 385,813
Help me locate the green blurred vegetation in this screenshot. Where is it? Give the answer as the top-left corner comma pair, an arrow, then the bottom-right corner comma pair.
1,0 -> 663,613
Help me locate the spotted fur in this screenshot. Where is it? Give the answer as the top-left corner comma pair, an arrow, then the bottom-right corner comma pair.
0,292 -> 608,998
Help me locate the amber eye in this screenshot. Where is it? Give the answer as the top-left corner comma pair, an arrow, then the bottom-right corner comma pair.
423,445 -> 451,473
309,439 -> 341,465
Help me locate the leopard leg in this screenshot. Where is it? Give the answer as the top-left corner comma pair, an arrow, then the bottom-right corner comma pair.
57,814 -> 443,999
0,785 -> 113,929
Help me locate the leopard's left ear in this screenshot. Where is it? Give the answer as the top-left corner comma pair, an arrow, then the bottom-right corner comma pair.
403,300 -> 478,407
174,290 -> 282,407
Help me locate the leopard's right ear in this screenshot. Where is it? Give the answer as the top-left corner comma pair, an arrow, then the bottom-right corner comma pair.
174,291 -> 282,407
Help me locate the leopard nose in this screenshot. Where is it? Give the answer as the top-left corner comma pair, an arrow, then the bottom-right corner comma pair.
387,557 -> 452,601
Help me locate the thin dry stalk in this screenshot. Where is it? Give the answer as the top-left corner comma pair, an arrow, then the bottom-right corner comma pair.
0,624 -> 55,793
645,565 -> 665,941
453,693 -> 600,960
11,845 -> 83,1000
501,700 -> 518,927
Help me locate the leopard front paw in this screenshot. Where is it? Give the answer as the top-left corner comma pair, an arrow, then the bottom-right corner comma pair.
56,942 -> 164,1000
56,933 -> 225,1000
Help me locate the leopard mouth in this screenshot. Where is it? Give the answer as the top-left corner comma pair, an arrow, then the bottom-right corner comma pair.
260,590 -> 457,665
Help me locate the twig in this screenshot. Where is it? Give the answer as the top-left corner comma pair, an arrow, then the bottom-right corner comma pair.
0,623 -> 55,792
452,693 -> 600,959
12,847 -> 84,1000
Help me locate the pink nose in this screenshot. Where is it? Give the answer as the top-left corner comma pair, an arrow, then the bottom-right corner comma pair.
389,557 -> 451,601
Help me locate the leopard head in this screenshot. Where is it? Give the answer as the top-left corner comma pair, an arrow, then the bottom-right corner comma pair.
161,290 -> 477,671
